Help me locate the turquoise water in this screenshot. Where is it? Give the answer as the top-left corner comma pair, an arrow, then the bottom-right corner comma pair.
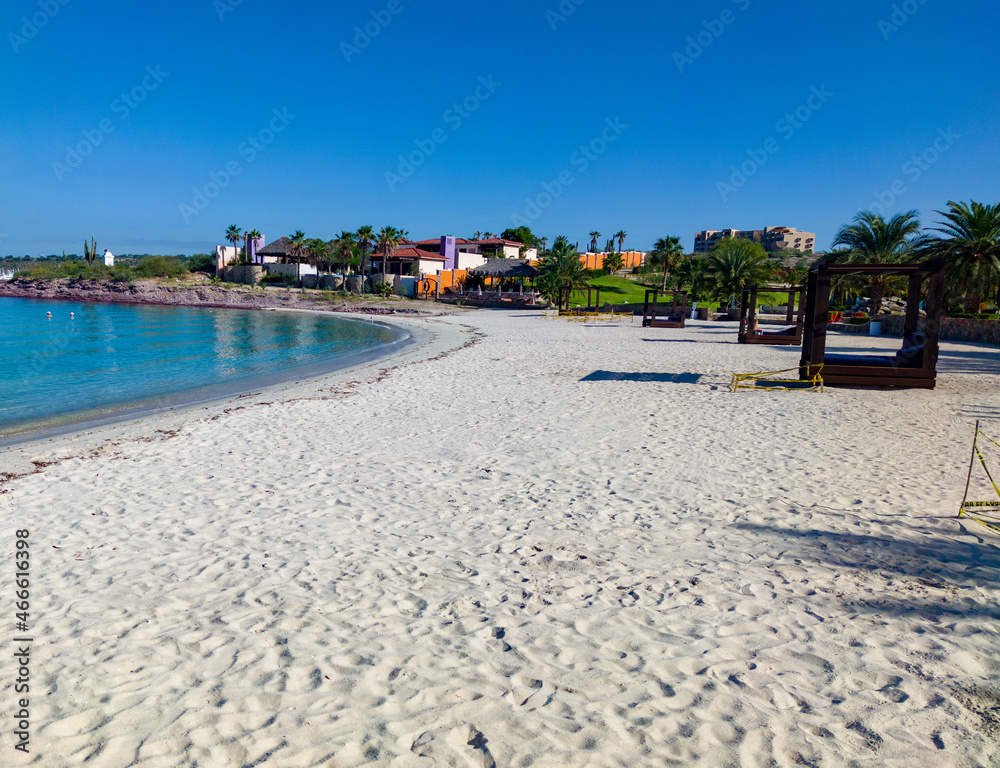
0,297 -> 404,440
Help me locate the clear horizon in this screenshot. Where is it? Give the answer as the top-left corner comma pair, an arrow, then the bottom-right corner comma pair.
2,0 -> 997,257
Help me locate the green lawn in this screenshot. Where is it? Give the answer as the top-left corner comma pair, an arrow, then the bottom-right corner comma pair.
565,276 -> 800,310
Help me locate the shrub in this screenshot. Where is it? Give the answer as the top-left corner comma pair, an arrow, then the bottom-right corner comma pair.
109,264 -> 136,282
261,273 -> 286,285
373,281 -> 394,297
134,256 -> 185,278
949,312 -> 1000,320
187,253 -> 216,274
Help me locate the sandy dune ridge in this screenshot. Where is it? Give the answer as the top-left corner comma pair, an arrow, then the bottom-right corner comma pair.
2,311 -> 999,767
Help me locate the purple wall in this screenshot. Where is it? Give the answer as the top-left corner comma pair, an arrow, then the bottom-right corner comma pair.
248,232 -> 265,264
441,236 -> 457,270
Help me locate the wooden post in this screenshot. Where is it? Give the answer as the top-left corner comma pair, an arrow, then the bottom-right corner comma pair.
904,274 -> 921,337
801,267 -> 824,374
924,262 -> 944,374
785,289 -> 794,324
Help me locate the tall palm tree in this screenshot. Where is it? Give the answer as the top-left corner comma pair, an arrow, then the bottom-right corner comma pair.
832,210 -> 921,316
589,231 -> 600,252
245,228 -> 262,264
918,200 -> 1000,313
356,225 -> 375,289
336,230 -> 357,277
306,238 -> 328,276
376,226 -> 401,277
615,230 -> 627,253
536,236 -> 587,304
225,225 -> 242,264
704,238 -> 776,307
652,236 -> 685,291
288,229 -> 306,284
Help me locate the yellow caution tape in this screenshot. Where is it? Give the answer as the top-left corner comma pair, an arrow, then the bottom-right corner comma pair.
731,365 -> 824,392
959,423 -> 1000,534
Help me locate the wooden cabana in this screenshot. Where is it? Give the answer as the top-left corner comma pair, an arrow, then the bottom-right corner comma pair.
468,258 -> 538,286
799,259 -> 945,388
559,285 -> 601,314
642,290 -> 687,328
738,284 -> 806,345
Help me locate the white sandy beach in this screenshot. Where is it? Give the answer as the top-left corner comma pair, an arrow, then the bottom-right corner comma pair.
3,310 -> 1000,768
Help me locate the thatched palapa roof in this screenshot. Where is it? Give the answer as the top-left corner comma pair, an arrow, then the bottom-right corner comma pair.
257,236 -> 293,257
469,258 -> 538,278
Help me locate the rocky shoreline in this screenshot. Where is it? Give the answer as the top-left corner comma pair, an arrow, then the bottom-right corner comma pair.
0,277 -> 456,315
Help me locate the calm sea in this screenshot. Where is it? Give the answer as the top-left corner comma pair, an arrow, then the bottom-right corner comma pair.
0,297 -> 405,441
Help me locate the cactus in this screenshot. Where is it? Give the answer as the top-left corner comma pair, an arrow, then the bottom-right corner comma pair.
83,235 -> 97,266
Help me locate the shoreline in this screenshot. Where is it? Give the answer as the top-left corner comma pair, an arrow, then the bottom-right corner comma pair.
0,310 -> 477,480
0,276 -> 463,316
0,312 -> 412,449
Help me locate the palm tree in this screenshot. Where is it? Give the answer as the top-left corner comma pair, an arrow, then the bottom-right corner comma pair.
225,225 -> 242,264
918,200 -> 1000,313
336,230 -> 357,278
589,231 -> 600,252
356,225 -> 375,290
376,226 -> 401,278
703,238 -> 776,307
832,210 -> 921,316
615,230 -> 627,253
306,238 -> 328,276
651,236 -> 685,291
536,236 -> 586,304
603,252 -> 624,274
245,228 -> 262,264
288,229 -> 306,284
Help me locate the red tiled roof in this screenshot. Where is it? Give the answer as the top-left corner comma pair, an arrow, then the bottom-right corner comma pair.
411,237 -> 527,247
389,247 -> 446,261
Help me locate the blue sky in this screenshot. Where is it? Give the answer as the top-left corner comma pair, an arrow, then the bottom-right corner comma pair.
1,0 -> 997,257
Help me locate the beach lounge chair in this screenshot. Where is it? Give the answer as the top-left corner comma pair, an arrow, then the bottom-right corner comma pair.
642,290 -> 687,328
799,259 -> 945,388
738,285 -> 806,346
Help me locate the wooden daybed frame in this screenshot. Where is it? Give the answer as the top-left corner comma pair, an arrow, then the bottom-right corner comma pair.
559,285 -> 601,315
642,290 -> 688,328
799,260 -> 945,388
738,284 -> 806,345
